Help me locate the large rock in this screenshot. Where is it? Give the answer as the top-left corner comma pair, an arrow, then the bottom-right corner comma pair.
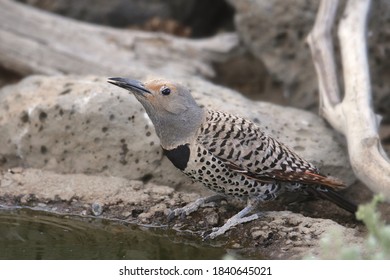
0,75 -> 355,191
228,0 -> 319,109
228,0 -> 390,119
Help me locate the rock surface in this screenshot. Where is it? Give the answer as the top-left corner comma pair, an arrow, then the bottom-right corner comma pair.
17,0 -> 234,38
228,0 -> 318,109
0,75 -> 355,191
0,168 -> 364,259
228,0 -> 390,117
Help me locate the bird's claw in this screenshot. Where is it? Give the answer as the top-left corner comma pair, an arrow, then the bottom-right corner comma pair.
167,195 -> 225,222
167,207 -> 189,222
203,213 -> 261,240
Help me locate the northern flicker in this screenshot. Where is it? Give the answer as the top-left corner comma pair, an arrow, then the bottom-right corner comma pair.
108,77 -> 357,239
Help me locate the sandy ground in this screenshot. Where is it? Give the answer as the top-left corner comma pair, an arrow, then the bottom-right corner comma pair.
0,167 -> 373,259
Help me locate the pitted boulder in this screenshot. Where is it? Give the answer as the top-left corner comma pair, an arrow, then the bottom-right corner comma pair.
0,75 -> 355,189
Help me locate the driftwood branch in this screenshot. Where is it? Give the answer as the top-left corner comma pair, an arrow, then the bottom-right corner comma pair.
307,0 -> 390,200
0,0 -> 238,79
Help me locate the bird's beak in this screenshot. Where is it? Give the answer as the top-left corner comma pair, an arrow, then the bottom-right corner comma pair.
107,77 -> 151,95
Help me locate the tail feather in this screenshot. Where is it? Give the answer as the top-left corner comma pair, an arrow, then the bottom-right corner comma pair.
307,187 -> 358,214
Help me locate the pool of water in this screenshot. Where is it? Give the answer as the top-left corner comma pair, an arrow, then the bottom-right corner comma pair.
0,207 -> 229,260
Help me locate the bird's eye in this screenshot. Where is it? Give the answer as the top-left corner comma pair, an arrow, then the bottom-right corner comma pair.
161,87 -> 171,95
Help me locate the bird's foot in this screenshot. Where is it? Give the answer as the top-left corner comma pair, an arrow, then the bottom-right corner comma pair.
167,194 -> 225,222
206,213 -> 261,240
203,203 -> 262,240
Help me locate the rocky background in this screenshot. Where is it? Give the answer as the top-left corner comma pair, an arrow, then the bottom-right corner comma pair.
0,0 -> 389,259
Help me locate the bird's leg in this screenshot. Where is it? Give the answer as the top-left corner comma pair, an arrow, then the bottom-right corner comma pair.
167,194 -> 226,221
206,199 -> 261,240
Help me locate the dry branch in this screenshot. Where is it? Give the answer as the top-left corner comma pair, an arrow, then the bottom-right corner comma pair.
307,0 -> 390,200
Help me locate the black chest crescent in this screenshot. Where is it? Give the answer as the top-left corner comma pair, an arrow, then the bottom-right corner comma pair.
162,144 -> 190,171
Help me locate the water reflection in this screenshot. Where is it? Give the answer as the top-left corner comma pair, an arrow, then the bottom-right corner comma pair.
0,208 -> 227,260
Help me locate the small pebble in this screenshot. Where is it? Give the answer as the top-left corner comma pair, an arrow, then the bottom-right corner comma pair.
205,212 -> 219,226
20,196 -> 28,204
288,231 -> 300,241
121,211 -> 131,218
299,227 -> 311,234
251,230 -> 266,239
282,227 -> 294,233
91,202 -> 103,216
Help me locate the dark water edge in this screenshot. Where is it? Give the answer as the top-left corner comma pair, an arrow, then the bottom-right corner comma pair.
0,207 -> 229,260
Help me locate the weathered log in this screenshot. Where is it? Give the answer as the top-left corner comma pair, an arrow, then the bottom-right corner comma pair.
0,0 -> 238,78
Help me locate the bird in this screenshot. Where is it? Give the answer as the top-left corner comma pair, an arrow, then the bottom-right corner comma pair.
107,77 -> 357,239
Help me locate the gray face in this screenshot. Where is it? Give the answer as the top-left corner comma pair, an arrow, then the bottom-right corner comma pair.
108,78 -> 205,148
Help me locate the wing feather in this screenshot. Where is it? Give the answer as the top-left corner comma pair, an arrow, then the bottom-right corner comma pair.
198,110 -> 345,190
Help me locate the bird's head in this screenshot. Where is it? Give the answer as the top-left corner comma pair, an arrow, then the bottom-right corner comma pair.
108,77 -> 200,115
107,77 -> 204,147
